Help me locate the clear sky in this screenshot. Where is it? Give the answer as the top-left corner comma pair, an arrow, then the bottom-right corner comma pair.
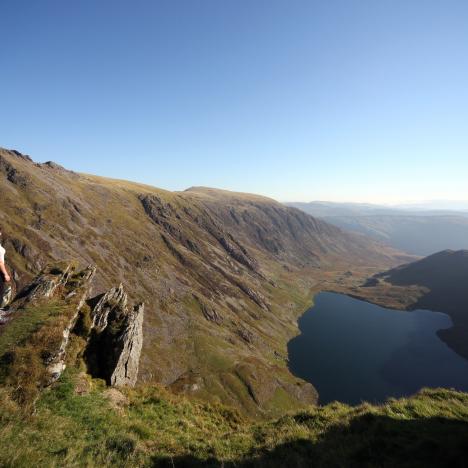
1,0 -> 468,203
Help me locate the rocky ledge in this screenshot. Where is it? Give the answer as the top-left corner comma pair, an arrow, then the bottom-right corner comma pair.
0,263 -> 144,404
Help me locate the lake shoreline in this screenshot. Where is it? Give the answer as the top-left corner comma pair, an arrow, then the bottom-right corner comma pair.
288,292 -> 468,405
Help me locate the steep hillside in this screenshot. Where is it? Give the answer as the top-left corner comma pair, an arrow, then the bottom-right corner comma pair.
1,263 -> 467,467
288,202 -> 468,255
339,250 -> 468,360
0,148 -> 403,417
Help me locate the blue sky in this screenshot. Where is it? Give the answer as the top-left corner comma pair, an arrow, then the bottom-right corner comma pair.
1,0 -> 467,203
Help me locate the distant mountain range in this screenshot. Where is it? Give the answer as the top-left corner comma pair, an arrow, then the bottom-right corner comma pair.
394,200 -> 468,211
286,201 -> 468,256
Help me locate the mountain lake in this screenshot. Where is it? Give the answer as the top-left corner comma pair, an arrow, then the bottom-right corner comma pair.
288,292 -> 468,405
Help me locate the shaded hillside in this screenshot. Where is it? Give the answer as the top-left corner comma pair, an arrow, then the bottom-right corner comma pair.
0,147 -> 402,416
375,250 -> 468,359
343,250 -> 468,360
376,250 -> 468,298
288,202 -> 468,255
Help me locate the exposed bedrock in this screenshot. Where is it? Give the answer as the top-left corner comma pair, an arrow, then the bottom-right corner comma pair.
85,284 -> 144,387
1,263 -> 144,394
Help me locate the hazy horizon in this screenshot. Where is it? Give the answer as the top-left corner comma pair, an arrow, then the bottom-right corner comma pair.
2,0 -> 467,203
284,199 -> 468,209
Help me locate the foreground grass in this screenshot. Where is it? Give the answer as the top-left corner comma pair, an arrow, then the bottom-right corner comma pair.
1,370 -> 468,467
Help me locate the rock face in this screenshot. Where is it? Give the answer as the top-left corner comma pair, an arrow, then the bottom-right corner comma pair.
15,263 -> 75,306
0,263 -> 144,398
45,265 -> 96,382
0,153 -> 30,187
193,294 -> 223,324
0,284 -> 12,309
86,285 -> 144,387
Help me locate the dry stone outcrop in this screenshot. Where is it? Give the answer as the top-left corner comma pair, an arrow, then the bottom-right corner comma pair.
1,263 -> 144,390
86,284 -> 144,387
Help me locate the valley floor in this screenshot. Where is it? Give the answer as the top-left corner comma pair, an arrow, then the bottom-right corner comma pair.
1,369 -> 468,467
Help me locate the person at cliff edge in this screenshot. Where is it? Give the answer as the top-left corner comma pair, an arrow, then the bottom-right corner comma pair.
0,228 -> 12,309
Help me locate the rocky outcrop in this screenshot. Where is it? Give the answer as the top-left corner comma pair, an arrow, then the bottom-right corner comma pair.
140,195 -> 201,255
45,265 -> 97,382
108,303 -> 144,386
161,234 -> 192,266
201,219 -> 259,273
0,263 -> 97,406
0,153 -> 30,187
237,326 -> 255,344
85,285 -> 144,387
193,294 -> 223,324
0,284 -> 12,309
16,263 -> 75,305
235,281 -> 271,311
0,263 -> 144,403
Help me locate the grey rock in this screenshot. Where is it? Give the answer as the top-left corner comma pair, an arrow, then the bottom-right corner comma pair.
44,265 -> 96,383
109,303 -> 145,386
91,284 -> 128,332
203,221 -> 258,272
140,194 -> 201,254
86,285 -> 144,387
235,281 -> 271,311
193,294 -> 223,324
4,264 -> 143,388
237,326 -> 255,344
8,263 -> 96,384
0,155 -> 30,187
42,161 -> 66,170
17,264 -> 74,305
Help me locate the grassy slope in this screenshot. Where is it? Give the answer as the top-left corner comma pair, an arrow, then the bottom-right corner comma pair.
0,148 -> 404,417
1,285 -> 467,468
1,154 -> 468,466
1,369 -> 467,467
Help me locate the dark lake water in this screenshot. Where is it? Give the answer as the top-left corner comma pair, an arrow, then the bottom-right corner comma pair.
288,292 -> 468,405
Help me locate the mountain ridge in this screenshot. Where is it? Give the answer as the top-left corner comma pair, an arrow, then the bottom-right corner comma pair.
287,201 -> 468,255
0,147 -> 405,417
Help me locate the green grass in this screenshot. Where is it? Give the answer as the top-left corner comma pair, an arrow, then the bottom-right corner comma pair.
0,304 -> 63,357
1,369 -> 468,467
0,298 -> 82,405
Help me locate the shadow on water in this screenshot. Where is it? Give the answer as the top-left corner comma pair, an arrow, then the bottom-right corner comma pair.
287,292 -> 468,405
374,250 -> 468,361
151,415 -> 468,468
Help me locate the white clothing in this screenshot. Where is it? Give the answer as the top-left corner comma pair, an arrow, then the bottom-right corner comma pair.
0,244 -> 5,264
